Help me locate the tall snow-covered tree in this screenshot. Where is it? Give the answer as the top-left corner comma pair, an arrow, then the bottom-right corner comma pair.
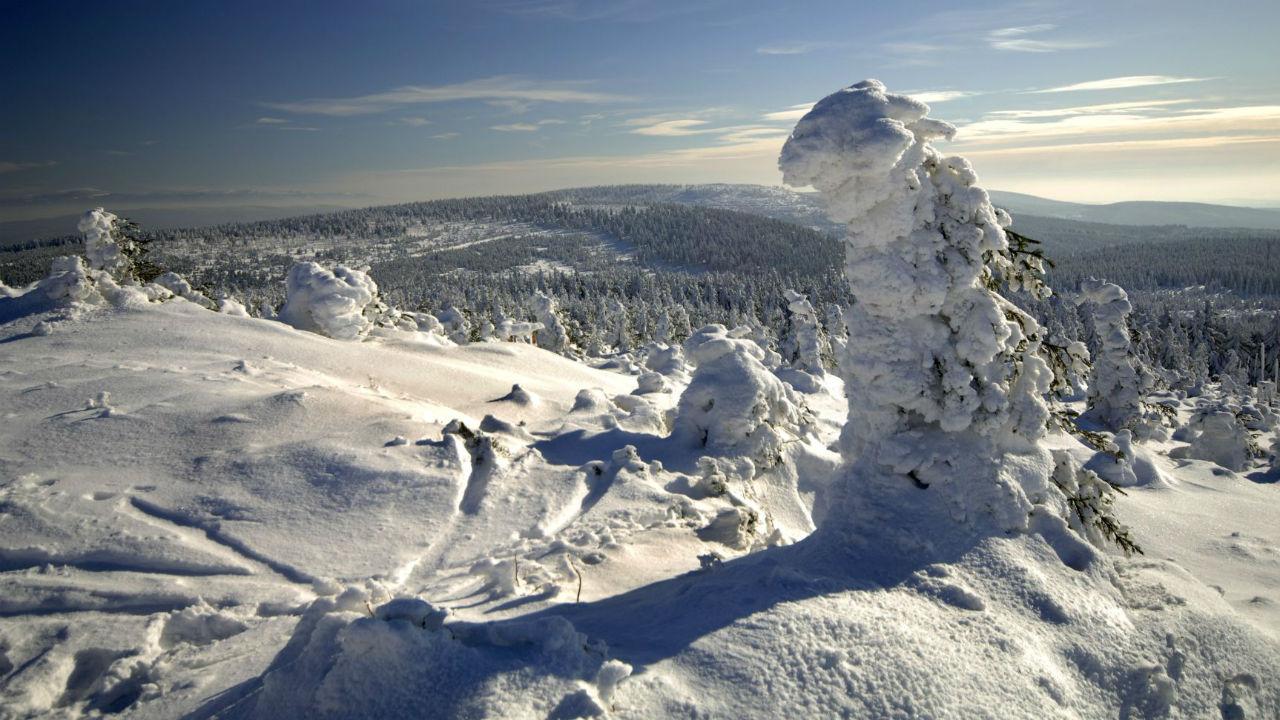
780,289 -> 826,376
779,80 -> 1137,554
1077,279 -> 1144,431
531,291 -> 571,355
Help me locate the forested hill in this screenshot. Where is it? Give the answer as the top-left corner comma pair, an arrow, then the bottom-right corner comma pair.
4,185 -> 1280,303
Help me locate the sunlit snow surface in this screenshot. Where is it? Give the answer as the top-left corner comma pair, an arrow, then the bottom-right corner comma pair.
0,299 -> 1277,718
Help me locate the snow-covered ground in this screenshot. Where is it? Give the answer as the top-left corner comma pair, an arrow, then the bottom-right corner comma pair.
0,290 -> 1276,718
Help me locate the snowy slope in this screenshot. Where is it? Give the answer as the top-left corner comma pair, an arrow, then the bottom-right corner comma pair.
0,262 -> 1277,718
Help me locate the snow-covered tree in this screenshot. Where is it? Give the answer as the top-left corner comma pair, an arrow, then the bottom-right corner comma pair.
606,298 -> 633,354
78,208 -> 128,275
1077,279 -> 1144,430
823,303 -> 847,366
780,289 -> 825,376
531,291 -> 570,355
779,80 -> 1137,553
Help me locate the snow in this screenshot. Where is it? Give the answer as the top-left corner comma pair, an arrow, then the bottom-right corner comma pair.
0,276 -> 1277,717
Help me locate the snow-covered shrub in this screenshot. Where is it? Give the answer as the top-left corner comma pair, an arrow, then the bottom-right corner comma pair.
154,272 -> 216,309
779,80 -> 1136,553
437,305 -> 470,344
278,262 -> 379,340
780,289 -> 826,376
1172,406 -> 1253,471
643,342 -> 689,381
673,324 -> 802,465
1077,279 -> 1147,431
532,291 -> 571,354
495,317 -> 543,343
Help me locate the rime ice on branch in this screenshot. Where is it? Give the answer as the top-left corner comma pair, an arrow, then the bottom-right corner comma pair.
779,79 -> 1053,462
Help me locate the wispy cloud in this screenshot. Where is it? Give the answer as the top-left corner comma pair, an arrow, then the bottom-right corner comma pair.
629,119 -> 713,136
762,103 -> 813,122
1032,75 -> 1209,94
953,103 -> 1280,147
431,132 -> 461,140
491,118 -> 566,132
881,41 -> 947,66
985,99 -> 1197,120
265,76 -> 627,117
756,41 -> 837,56
961,134 -> 1280,157
903,90 -> 979,104
0,160 -> 57,174
398,117 -> 432,127
251,116 -> 319,131
0,187 -> 367,207
985,24 -> 1099,52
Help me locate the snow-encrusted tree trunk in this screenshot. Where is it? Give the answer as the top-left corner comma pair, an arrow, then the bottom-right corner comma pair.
781,289 -> 826,376
779,80 -> 1135,554
1077,279 -> 1144,430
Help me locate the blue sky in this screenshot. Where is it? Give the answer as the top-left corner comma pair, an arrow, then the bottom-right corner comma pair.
3,0 -> 1279,221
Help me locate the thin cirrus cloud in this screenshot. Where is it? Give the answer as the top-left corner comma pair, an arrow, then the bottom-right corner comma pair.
629,118 -> 714,136
951,103 -> 1280,147
756,41 -> 837,56
0,160 -> 57,174
1031,75 -> 1210,94
264,76 -> 627,117
491,119 -> 567,132
252,117 -> 319,131
985,24 -> 1101,53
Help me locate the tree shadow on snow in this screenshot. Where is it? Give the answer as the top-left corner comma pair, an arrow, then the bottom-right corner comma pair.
534,427 -> 701,475
184,507 -> 992,719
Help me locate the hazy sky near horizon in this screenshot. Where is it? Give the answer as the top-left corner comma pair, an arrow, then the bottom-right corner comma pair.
3,0 -> 1279,220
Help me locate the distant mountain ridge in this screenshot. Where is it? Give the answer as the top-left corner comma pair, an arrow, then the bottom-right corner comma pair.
988,190 -> 1280,230
5,185 -> 1279,247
